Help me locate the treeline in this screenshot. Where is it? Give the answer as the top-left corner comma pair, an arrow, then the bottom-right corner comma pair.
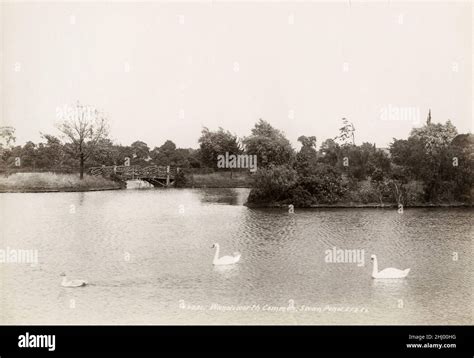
0,134 -> 203,172
246,118 -> 473,206
0,116 -> 295,174
0,107 -> 473,205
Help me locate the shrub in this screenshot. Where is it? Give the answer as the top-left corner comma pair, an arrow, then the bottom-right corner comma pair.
351,180 -> 380,204
174,170 -> 187,188
297,164 -> 347,204
287,185 -> 314,207
247,165 -> 297,203
402,180 -> 425,205
433,181 -> 457,203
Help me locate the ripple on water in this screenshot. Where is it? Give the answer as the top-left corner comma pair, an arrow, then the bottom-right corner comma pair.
0,190 -> 472,324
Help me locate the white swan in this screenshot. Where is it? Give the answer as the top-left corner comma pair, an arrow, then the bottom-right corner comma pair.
60,273 -> 87,287
211,243 -> 241,265
370,255 -> 410,279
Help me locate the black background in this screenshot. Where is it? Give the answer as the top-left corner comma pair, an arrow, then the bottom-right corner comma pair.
0,325 -> 472,356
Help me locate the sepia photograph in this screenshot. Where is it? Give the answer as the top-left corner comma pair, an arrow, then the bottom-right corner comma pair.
0,0 -> 472,355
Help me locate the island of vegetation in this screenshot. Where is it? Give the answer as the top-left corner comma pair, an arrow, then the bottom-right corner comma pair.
242,117 -> 473,208
0,102 -> 472,207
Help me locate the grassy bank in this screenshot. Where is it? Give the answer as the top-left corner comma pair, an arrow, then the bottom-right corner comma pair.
186,171 -> 253,188
0,173 -> 123,192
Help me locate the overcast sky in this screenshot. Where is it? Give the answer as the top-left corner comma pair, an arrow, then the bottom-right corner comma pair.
1,1 -> 472,149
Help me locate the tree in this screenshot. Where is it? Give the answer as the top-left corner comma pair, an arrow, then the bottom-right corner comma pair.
243,119 -> 294,167
150,140 -> 193,167
130,140 -> 150,164
297,135 -> 317,149
198,127 -> 241,168
295,135 -> 317,175
36,134 -> 75,169
318,138 -> 340,166
390,120 -> 459,201
159,140 -> 177,156
368,147 -> 391,176
343,142 -> 382,180
56,102 -> 109,179
187,148 -> 202,168
87,138 -> 120,166
410,120 -> 457,156
20,141 -> 38,169
390,137 -> 426,179
151,140 -> 176,165
0,126 -> 16,149
444,134 -> 474,201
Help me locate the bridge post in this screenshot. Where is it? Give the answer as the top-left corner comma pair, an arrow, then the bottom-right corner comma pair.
166,166 -> 170,186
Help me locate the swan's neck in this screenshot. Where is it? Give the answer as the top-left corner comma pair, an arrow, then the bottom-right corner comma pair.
372,258 -> 378,276
213,246 -> 220,262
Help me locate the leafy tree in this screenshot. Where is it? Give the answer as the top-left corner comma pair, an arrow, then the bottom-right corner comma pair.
151,140 -> 176,165
410,120 -> 457,156
88,139 -> 120,166
130,141 -> 150,162
390,120 -> 459,201
0,126 -> 16,149
187,148 -> 203,168
20,141 -> 37,169
368,147 -> 391,176
340,142 -> 389,181
172,148 -> 193,168
39,134 -> 66,167
198,127 -> 241,168
243,119 -> 294,167
295,135 -> 317,175
390,137 -> 426,180
159,140 -> 177,156
444,133 -> 474,201
318,138 -> 340,166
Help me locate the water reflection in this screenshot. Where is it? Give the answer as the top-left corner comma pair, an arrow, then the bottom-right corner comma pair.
372,278 -> 410,289
212,265 -> 240,280
371,278 -> 411,300
197,188 -> 247,206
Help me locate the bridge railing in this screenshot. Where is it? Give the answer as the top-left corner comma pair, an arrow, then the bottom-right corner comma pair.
89,165 -> 179,180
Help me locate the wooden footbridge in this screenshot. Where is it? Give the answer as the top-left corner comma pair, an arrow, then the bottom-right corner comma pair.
89,165 -> 179,187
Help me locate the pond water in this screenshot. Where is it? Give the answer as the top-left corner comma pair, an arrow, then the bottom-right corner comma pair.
0,187 -> 472,324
